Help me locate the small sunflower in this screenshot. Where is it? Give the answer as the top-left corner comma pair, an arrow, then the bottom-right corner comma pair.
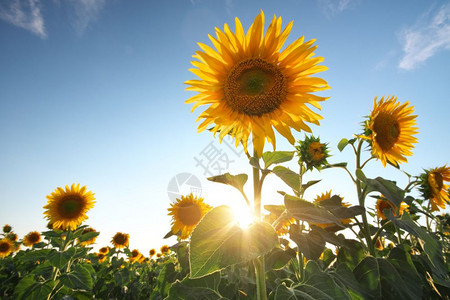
2,224 -> 12,233
8,233 -> 18,242
99,246 -> 109,254
168,193 -> 212,239
78,227 -> 98,246
111,232 -> 129,249
149,249 -> 156,257
419,166 -> 450,211
97,253 -> 107,263
376,197 -> 409,220
361,96 -> 418,167
0,239 -> 14,258
23,231 -> 41,247
160,245 -> 170,254
129,249 -> 143,263
375,237 -> 384,251
296,135 -> 329,170
156,253 -> 162,258
312,191 -> 352,228
186,11 -> 329,157
43,184 -> 95,230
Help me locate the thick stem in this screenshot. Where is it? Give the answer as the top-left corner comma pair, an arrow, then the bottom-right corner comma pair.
251,152 -> 267,300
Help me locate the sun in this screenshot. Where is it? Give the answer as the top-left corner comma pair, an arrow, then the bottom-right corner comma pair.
230,202 -> 254,229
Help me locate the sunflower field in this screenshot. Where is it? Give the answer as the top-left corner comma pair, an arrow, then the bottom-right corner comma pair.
1,10 -> 450,300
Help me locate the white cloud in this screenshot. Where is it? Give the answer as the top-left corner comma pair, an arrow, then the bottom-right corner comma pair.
0,0 -> 47,38
398,4 -> 450,70
317,0 -> 353,17
68,0 -> 106,36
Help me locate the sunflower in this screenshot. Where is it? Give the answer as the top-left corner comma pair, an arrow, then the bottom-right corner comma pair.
376,197 -> 409,220
23,231 -> 41,247
160,245 -> 170,254
111,232 -> 129,249
362,96 -> 418,167
99,246 -> 109,254
263,210 -> 294,236
149,249 -> 156,257
97,253 -> 107,263
375,237 -> 384,251
78,227 -> 98,246
129,249 -> 143,263
43,184 -> 95,230
312,191 -> 352,228
419,166 -> 450,211
8,233 -> 18,242
0,239 -> 14,258
185,11 -> 329,157
168,193 -> 212,239
2,224 -> 12,233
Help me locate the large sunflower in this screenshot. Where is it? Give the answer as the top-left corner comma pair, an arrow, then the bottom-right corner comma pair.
111,232 -> 129,249
362,96 -> 418,167
185,11 -> 329,157
0,238 -> 14,258
168,193 -> 212,239
43,184 -> 95,230
419,166 -> 450,211
23,231 -> 41,247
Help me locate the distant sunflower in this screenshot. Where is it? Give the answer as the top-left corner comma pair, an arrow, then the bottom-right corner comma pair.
419,166 -> 450,211
0,239 -> 14,258
43,184 -> 95,230
129,249 -> 143,263
78,227 -> 98,246
160,245 -> 170,254
362,96 -> 418,167
99,246 -> 109,254
23,231 -> 41,247
111,232 -> 129,249
312,191 -> 352,228
97,253 -> 107,263
263,209 -> 294,236
149,249 -> 156,257
2,224 -> 12,233
168,193 -> 212,239
8,233 -> 18,242
186,10 -> 329,157
376,197 -> 409,220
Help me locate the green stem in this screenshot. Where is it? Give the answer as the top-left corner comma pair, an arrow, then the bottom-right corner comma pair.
252,152 -> 267,300
355,139 -> 375,256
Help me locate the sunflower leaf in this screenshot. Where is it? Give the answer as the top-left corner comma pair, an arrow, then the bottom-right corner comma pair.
207,173 -> 248,194
272,166 -> 300,194
365,177 -> 405,208
189,205 -> 277,278
337,138 -> 349,152
262,151 -> 295,169
167,271 -> 222,299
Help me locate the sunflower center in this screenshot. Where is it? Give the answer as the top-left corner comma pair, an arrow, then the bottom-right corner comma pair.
58,195 -> 84,218
178,203 -> 203,226
114,234 -> 127,245
431,172 -> 444,190
308,142 -> 325,161
29,234 -> 40,243
0,242 -> 10,252
373,112 -> 400,151
224,58 -> 286,116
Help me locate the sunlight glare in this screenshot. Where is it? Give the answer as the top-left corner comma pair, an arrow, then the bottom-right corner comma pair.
231,203 -> 254,229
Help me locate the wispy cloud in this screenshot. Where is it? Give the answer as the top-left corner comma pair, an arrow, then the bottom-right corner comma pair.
68,0 -> 106,36
398,4 -> 450,70
0,0 -> 47,38
317,0 -> 354,17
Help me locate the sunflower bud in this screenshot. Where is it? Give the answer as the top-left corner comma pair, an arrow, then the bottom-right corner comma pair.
296,135 -> 329,171
2,224 -> 12,233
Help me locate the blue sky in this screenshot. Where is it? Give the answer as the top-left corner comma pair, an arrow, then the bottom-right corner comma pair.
1,0 -> 449,254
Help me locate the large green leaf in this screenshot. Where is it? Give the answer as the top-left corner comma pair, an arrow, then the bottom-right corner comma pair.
290,226 -> 325,260
388,246 -> 423,297
336,239 -> 366,270
154,262 -> 177,297
284,195 -> 344,226
262,151 -> 295,169
59,264 -> 93,291
274,284 -> 333,300
353,257 -> 381,299
332,263 -> 367,299
365,177 -> 405,208
47,249 -> 71,269
189,206 -> 278,278
265,247 -> 297,270
207,173 -> 248,194
167,271 -> 222,300
272,166 -> 300,194
385,211 -> 447,279
304,261 -> 350,299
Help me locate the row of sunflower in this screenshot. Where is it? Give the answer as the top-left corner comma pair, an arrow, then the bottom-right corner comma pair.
0,186 -> 180,299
